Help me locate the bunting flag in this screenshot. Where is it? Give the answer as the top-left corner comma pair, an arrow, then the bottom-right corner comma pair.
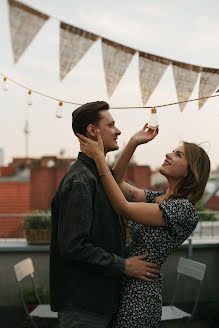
198,68 -> 219,109
172,62 -> 200,112
5,0 -> 219,109
101,39 -> 136,97
139,52 -> 170,105
8,0 -> 49,63
60,23 -> 98,80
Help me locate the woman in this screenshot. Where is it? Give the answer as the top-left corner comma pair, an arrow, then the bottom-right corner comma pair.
77,124 -> 210,328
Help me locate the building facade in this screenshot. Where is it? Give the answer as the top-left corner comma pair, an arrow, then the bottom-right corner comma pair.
0,157 -> 152,237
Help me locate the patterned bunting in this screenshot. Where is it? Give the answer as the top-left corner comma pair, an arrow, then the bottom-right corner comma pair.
102,39 -> 136,97
8,0 -> 49,63
60,23 -> 98,80
198,67 -> 219,109
139,52 -> 170,105
172,61 -> 200,112
6,0 -> 219,109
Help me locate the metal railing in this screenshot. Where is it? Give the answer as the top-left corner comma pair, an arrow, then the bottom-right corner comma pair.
0,213 -> 51,239
191,211 -> 219,238
0,211 -> 219,241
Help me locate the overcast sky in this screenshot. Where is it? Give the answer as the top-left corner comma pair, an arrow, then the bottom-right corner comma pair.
1,0 -> 219,170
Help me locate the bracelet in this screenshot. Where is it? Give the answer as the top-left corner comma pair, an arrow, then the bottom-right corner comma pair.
100,173 -> 112,177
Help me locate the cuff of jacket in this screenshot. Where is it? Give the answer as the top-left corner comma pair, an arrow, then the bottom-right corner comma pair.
104,254 -> 126,278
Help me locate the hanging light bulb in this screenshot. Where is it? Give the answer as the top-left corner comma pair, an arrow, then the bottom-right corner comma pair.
56,101 -> 63,118
148,108 -> 159,134
26,90 -> 32,106
2,77 -> 8,91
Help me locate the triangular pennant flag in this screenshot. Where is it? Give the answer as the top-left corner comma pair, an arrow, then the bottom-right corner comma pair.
60,23 -> 98,80
139,52 -> 170,105
172,61 -> 200,112
8,0 -> 49,63
198,67 -> 219,109
102,39 -> 136,97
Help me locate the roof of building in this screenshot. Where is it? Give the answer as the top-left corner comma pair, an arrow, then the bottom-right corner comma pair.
0,168 -> 30,182
202,178 -> 219,205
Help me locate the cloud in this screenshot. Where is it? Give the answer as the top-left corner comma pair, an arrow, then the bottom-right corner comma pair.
78,10 -> 161,47
20,58 -> 58,73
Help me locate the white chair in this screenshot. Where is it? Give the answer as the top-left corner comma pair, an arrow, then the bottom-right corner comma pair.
14,257 -> 57,328
161,257 -> 206,325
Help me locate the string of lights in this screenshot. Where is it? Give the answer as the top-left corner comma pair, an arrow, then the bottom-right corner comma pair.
1,72 -> 219,119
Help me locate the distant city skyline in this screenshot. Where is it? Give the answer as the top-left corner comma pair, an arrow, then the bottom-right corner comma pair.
1,0 -> 219,170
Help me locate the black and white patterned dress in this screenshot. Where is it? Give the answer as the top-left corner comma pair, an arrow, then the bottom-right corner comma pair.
113,190 -> 199,328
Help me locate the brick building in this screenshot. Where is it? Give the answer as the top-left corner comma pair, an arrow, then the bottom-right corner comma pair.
0,156 -> 76,237
203,179 -> 219,211
0,156 -> 152,237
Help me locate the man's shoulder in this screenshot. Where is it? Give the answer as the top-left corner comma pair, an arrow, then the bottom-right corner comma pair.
63,159 -> 98,188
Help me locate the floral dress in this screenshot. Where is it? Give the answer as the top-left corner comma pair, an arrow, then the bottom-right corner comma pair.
113,190 -> 199,328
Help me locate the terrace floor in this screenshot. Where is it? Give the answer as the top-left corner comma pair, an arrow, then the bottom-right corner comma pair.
1,238 -> 219,327
0,308 -> 217,328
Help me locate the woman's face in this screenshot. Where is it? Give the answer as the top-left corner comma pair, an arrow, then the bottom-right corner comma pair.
159,145 -> 188,181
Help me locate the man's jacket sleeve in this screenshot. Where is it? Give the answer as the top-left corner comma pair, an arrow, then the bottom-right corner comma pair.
58,181 -> 125,277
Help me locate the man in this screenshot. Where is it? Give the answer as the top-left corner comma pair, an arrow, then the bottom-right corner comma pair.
50,101 -> 158,328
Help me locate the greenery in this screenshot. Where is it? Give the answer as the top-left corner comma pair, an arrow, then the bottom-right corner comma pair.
23,210 -> 51,230
22,285 -> 48,304
195,203 -> 217,221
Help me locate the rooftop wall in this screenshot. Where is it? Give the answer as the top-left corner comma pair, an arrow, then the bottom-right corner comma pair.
0,242 -> 218,307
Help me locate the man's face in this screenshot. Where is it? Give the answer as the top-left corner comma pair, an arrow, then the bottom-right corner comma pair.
95,111 -> 121,154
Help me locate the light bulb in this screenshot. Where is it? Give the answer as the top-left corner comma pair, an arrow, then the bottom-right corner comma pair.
2,77 -> 8,91
27,90 -> 32,106
56,101 -> 63,118
148,108 -> 159,134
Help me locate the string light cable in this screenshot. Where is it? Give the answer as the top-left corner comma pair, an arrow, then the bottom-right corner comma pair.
3,1 -> 219,115
1,72 -> 219,113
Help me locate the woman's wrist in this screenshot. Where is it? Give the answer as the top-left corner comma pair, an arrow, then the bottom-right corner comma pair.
93,152 -> 105,163
129,136 -> 138,148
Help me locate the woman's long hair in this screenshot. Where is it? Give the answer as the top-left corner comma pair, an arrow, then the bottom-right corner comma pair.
156,142 -> 211,205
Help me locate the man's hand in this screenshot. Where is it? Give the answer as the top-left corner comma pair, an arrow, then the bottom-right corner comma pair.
124,253 -> 159,282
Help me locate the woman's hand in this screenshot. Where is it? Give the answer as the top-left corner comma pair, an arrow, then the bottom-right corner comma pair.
77,130 -> 104,160
131,123 -> 157,146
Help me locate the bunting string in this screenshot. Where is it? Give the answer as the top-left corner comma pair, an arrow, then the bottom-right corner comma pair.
3,0 -> 219,111
1,72 -> 219,110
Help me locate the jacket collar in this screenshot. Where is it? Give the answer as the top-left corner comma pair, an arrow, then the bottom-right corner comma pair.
77,152 -> 97,171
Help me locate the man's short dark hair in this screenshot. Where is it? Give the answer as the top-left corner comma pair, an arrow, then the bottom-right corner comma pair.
72,101 -> 109,136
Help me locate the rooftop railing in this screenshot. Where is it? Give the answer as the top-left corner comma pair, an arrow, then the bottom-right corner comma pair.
0,213 -> 51,239
0,211 -> 219,241
192,211 -> 219,238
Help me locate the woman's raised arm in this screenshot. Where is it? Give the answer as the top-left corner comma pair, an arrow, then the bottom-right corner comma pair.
113,124 -> 157,202
78,131 -> 164,227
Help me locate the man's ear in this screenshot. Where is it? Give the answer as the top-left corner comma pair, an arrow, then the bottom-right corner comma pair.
86,124 -> 96,138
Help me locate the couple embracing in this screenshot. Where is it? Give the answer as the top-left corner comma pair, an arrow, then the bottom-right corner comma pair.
50,101 -> 210,328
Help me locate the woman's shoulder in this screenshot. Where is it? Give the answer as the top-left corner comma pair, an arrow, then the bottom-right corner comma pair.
158,198 -> 199,239
144,189 -> 165,203
161,197 -> 198,221
166,197 -> 195,208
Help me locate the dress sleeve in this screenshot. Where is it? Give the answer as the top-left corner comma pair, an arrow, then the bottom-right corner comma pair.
159,198 -> 198,242
144,189 -> 165,203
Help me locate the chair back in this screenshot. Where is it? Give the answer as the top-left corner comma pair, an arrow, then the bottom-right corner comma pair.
14,257 -> 34,282
170,257 -> 206,319
177,257 -> 206,281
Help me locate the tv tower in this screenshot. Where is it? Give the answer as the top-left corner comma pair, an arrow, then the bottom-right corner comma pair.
24,117 -> 30,158
24,91 -> 32,158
